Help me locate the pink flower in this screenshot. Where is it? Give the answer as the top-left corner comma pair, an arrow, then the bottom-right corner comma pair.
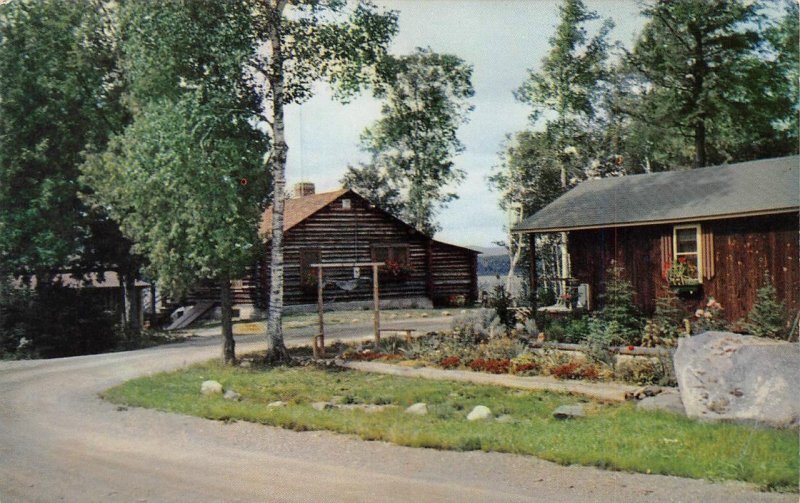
704,312 -> 712,319
695,309 -> 704,318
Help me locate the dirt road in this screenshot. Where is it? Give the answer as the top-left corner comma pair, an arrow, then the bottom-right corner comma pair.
0,320 -> 794,502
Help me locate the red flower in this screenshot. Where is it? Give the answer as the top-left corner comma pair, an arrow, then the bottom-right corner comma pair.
677,256 -> 687,264
627,345 -> 635,351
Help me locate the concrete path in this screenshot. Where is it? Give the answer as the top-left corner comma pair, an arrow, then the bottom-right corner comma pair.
0,332 -> 795,502
338,360 -> 641,402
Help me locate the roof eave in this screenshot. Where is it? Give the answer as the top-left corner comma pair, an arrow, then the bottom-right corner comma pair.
513,207 -> 800,234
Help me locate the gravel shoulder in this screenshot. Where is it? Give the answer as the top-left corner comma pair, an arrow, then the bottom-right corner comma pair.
0,320 -> 795,502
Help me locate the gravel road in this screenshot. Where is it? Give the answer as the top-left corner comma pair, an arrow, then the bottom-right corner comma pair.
0,316 -> 795,502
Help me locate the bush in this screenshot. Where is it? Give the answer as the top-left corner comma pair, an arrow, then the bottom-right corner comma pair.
439,355 -> 461,369
745,275 -> 788,339
614,354 -> 676,386
582,318 -> 623,366
450,308 -> 498,343
1,282 -> 119,358
468,358 -> 511,374
489,285 -> 515,334
511,353 -> 540,375
692,297 -> 728,334
643,288 -> 683,347
599,264 -> 643,344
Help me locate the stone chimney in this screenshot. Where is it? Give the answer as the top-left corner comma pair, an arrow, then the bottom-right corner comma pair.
292,182 -> 315,198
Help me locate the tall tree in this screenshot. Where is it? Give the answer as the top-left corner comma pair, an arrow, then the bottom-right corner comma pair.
0,0 -> 141,329
357,47 -> 474,235
625,0 -> 776,168
84,0 -> 268,364
509,0 -> 612,299
340,163 -> 404,217
252,0 -> 397,362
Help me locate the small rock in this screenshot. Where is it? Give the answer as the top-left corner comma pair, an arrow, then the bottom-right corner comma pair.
351,318 -> 360,323
311,402 -> 336,411
442,311 -> 451,317
405,402 -> 428,415
223,390 -> 241,401
553,404 -> 586,420
495,414 -> 514,423
200,380 -> 223,395
467,405 -> 492,421
267,401 -> 287,408
637,392 -> 685,416
420,313 -> 429,318
460,309 -> 467,314
239,360 -> 252,368
329,395 -> 346,405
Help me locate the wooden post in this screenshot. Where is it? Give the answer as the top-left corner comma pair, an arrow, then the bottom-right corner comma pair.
316,266 -> 324,358
372,264 -> 380,343
529,233 -> 537,310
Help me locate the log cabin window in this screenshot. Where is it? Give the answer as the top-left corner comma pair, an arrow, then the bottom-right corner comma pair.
299,249 -> 321,288
673,224 -> 702,282
371,244 -> 409,267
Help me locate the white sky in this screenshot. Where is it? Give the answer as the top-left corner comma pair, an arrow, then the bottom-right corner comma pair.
284,0 -> 646,248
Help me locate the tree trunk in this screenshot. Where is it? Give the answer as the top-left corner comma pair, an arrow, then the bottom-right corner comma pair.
694,119 -> 706,168
121,272 -> 141,333
220,276 -> 236,365
265,3 -> 292,364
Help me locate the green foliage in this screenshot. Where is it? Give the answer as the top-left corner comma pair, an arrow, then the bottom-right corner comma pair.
359,47 -> 474,234
340,163 -> 404,217
0,0 -> 131,278
692,297 -> 729,334
83,1 -> 268,300
105,363 -> 799,490
0,282 -> 117,359
643,288 -> 683,346
599,265 -> 643,344
489,285 -> 515,333
615,355 -> 676,387
623,0 -> 795,167
745,275 -> 788,339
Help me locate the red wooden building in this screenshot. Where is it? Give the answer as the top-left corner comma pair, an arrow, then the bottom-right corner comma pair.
514,156 -> 799,322
254,185 -> 478,311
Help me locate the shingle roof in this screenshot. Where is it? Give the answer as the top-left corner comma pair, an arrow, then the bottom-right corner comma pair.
260,189 -> 350,238
513,156 -> 800,233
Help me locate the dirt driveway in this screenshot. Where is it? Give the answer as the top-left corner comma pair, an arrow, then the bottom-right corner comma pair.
0,320 -> 795,502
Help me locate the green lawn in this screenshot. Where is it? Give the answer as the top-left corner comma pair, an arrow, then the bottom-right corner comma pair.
102,361 -> 798,492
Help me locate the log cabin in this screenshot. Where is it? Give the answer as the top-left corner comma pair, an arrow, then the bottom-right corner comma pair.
513,156 -> 799,323
258,184 -> 479,312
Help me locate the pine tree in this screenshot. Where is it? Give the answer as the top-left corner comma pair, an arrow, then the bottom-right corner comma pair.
746,274 -> 788,339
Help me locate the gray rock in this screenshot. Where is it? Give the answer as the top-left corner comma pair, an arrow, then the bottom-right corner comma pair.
466,405 -> 492,421
311,401 -> 335,411
223,390 -> 241,401
267,401 -> 287,408
405,402 -> 428,415
553,404 -> 586,420
674,331 -> 800,428
637,391 -> 685,415
200,380 -> 223,396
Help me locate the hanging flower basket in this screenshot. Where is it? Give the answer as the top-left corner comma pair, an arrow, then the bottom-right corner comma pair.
379,259 -> 414,283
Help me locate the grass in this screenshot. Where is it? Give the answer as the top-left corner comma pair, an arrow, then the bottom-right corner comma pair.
102,361 -> 799,492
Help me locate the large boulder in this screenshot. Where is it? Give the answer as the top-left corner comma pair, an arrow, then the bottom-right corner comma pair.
673,331 -> 800,428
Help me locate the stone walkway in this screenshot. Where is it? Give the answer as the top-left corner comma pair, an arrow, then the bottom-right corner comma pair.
336,360 -> 642,402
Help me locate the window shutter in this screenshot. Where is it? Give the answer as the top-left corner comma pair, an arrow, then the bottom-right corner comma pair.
702,227 -> 715,280
660,232 -> 673,280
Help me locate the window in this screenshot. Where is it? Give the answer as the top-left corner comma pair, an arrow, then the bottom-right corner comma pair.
299,249 -> 321,289
341,198 -> 351,209
371,244 -> 409,266
673,224 -> 702,283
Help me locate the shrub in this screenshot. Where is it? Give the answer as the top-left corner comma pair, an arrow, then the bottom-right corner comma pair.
692,297 -> 728,334
511,353 -> 540,375
468,358 -> 511,374
745,275 -> 788,339
614,355 -> 675,386
489,285 -> 515,334
479,336 -> 526,360
599,264 -> 643,344
549,361 -> 581,379
643,288 -> 683,347
450,308 -> 497,343
439,356 -> 461,369
581,318 -> 623,366
1,282 -> 119,358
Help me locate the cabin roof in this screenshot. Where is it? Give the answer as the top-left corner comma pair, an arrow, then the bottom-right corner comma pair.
260,189 -> 350,237
259,188 -> 478,254
513,155 -> 800,233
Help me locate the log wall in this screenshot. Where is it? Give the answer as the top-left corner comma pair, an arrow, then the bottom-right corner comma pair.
567,212 -> 799,322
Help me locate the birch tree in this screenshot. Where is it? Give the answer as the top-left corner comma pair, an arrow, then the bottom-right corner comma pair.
252,1 -> 397,362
